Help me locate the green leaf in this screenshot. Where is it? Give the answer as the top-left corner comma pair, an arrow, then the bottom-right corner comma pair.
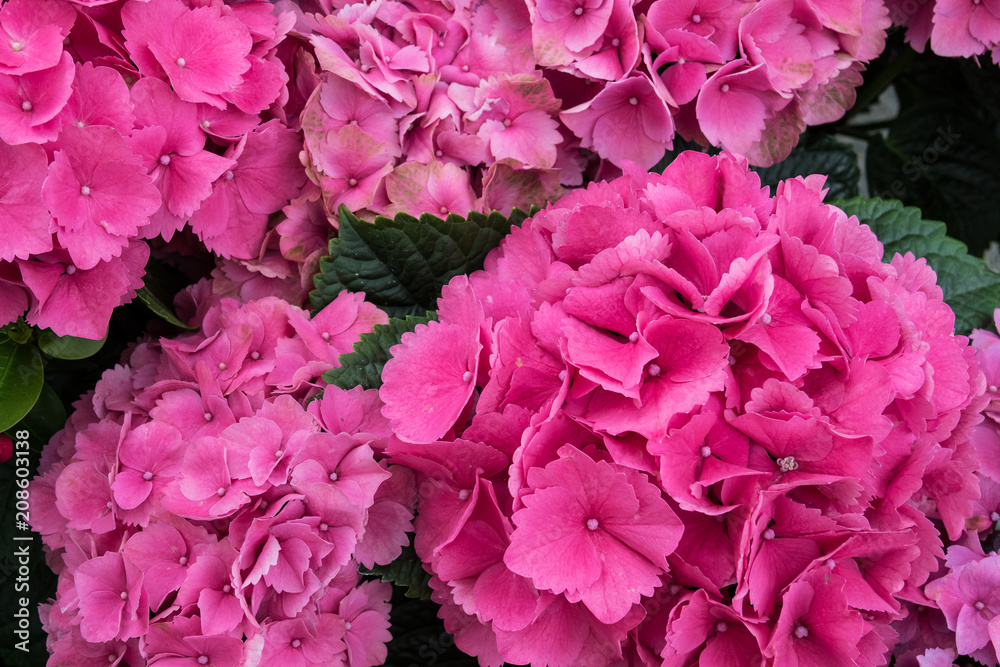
135,286 -> 195,330
37,328 -> 107,360
359,542 -> 432,600
0,340 -> 43,433
9,383 -> 66,446
865,98 -> 1000,256
310,206 -> 533,318
752,134 -> 860,200
324,313 -> 436,391
832,197 -> 1000,334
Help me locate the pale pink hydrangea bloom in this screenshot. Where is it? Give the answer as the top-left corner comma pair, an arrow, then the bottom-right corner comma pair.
29,286 -> 412,665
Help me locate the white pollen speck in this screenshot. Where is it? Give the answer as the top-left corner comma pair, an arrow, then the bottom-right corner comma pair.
21,100 -> 32,111
720,84 -> 730,93
794,625 -> 808,639
176,57 -> 186,67
462,370 -> 473,382
459,489 -> 471,500
80,185 -> 91,196
586,518 -> 599,530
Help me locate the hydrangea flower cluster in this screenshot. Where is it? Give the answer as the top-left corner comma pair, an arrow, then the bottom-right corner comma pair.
377,151 -> 986,666
291,0 -> 890,255
886,0 -> 1000,63
28,284 -> 416,666
0,0 -> 305,339
906,311 -> 1000,666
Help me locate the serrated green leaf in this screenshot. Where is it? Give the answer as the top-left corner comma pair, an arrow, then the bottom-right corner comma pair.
324,314 -> 436,391
359,542 -> 432,600
0,340 -> 43,433
865,100 -> 1000,256
832,197 -> 1000,334
135,286 -> 195,330
310,206 -> 532,318
752,134 -> 860,200
37,328 -> 107,360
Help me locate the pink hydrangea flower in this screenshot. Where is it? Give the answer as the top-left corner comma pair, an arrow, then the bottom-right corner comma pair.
380,151 -> 985,666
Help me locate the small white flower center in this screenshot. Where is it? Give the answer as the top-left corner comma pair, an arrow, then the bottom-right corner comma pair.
65,265 -> 77,275
345,621 -> 352,631
329,471 -> 339,482
458,488 -> 471,500
176,57 -> 186,67
225,170 -> 234,180
777,455 -> 799,471
976,600 -> 986,610
760,312 -> 771,324
201,120 -> 211,129
216,487 -> 226,497
274,450 -> 283,458
142,471 -> 153,481
204,412 -> 213,421
251,351 -> 260,360
197,657 -> 208,666
763,528 -> 775,540
794,625 -> 808,639
611,38 -> 620,47
628,96 -> 639,105
700,445 -> 712,458
179,556 -> 188,565
720,84 -> 730,93
574,6 -> 584,15
586,518 -> 599,531
319,522 -> 329,531
75,120 -> 85,128
80,186 -> 91,196
991,385 -> 998,393
159,154 -> 171,166
10,41 -> 23,52
435,149 -> 443,157
691,14 -> 702,23
992,511 -> 1000,522
222,584 -> 232,593
647,363 -> 662,377
348,177 -> 358,187
21,100 -> 32,111
291,639 -> 301,649
462,370 -> 473,382
120,591 -> 128,600
461,64 -> 469,72
629,332 -> 639,343
715,621 -> 728,633
322,331 -> 331,341
218,362 -> 227,371
558,370 -> 567,381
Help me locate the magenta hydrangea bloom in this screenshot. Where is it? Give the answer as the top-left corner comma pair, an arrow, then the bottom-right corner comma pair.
380,151 -> 986,666
30,285 -> 411,662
